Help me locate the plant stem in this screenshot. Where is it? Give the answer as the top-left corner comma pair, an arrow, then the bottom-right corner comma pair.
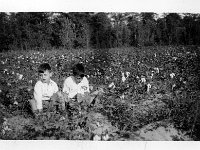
190,99 -> 199,137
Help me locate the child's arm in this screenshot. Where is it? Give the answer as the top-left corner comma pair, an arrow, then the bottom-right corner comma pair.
33,82 -> 43,111
63,78 -> 70,94
54,83 -> 59,93
80,77 -> 90,94
62,77 -> 76,100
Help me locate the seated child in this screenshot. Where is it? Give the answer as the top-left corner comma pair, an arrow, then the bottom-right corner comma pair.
63,63 -> 104,110
29,63 -> 65,116
63,63 -> 90,102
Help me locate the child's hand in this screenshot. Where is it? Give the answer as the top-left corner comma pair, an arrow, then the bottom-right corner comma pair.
77,93 -> 84,103
38,109 -> 43,113
62,92 -> 70,102
81,86 -> 88,91
84,91 -> 90,96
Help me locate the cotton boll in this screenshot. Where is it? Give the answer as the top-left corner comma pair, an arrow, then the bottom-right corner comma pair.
93,135 -> 101,141
18,74 -> 23,80
120,93 -> 125,99
126,71 -> 130,78
154,67 -> 159,73
102,134 -> 110,141
170,73 -> 175,79
121,72 -> 126,82
108,82 -> 115,88
147,83 -> 151,92
141,76 -> 146,83
14,101 -> 18,105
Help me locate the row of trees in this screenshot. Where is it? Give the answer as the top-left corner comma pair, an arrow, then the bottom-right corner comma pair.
0,12 -> 200,51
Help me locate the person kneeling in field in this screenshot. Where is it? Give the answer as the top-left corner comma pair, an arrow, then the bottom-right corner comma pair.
29,63 -> 65,118
62,63 -> 102,108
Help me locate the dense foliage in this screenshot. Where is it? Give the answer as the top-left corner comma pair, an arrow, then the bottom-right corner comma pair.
0,46 -> 200,140
1,12 -> 200,51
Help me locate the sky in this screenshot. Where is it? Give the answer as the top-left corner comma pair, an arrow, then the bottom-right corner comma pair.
0,0 -> 200,13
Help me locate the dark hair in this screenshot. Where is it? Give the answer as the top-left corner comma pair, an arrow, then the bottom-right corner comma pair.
38,63 -> 51,73
72,63 -> 85,77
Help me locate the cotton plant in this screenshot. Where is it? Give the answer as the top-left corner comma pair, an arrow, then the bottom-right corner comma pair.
121,72 -> 126,83
147,83 -> 152,93
141,75 -> 146,83
3,68 -> 8,73
126,71 -> 130,78
1,118 -> 12,135
108,82 -> 115,89
154,67 -> 159,74
16,73 -> 23,80
1,60 -> 5,64
170,73 -> 175,79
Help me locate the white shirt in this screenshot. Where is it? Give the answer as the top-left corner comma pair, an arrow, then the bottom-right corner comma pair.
34,79 -> 58,110
63,76 -> 90,98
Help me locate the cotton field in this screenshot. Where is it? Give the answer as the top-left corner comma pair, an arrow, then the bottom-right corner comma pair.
0,46 -> 200,140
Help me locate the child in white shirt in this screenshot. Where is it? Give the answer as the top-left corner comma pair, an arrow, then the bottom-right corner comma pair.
29,63 -> 65,115
63,63 -> 90,100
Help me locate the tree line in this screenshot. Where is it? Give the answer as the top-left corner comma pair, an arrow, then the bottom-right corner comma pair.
0,12 -> 200,51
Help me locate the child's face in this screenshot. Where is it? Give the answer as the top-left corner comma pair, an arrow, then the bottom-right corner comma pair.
39,70 -> 52,83
74,75 -> 83,84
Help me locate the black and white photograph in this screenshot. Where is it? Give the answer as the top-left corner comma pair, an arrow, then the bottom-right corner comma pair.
0,0 -> 200,149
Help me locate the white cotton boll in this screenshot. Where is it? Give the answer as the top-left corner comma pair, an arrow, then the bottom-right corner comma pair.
0,89 -> 2,93
147,83 -> 151,92
2,129 -> 5,135
18,74 -> 23,80
186,52 -> 190,54
126,71 -> 130,78
172,57 -> 177,60
102,134 -> 109,141
170,73 -> 175,79
108,82 -> 115,88
150,73 -> 154,79
93,135 -> 101,141
154,67 -> 159,73
14,101 -> 18,105
120,94 -> 125,99
121,72 -> 126,82
12,71 -> 15,75
172,84 -> 176,90
105,76 -> 109,80
96,122 -> 100,127
141,76 -> 146,83
4,69 -> 8,73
